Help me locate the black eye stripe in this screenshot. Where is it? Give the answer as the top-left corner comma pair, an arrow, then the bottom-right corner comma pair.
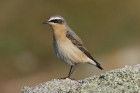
52,19 -> 59,23
50,19 -> 64,24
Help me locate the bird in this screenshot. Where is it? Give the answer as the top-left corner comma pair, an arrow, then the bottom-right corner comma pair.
43,15 -> 103,78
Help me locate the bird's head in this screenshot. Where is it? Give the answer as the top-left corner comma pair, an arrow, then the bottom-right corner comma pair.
43,15 -> 66,26
43,15 -> 69,32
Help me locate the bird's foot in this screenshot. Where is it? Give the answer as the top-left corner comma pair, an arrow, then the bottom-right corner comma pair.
59,77 -> 75,80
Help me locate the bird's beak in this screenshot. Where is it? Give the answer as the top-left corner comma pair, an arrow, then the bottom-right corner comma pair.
43,20 -> 49,24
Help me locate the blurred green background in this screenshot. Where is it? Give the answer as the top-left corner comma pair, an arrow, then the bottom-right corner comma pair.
0,0 -> 140,93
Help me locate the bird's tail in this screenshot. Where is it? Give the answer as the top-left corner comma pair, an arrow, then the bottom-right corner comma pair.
88,58 -> 104,70
96,62 -> 104,70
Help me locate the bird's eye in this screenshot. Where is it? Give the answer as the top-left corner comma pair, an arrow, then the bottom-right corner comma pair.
52,19 -> 59,23
50,19 -> 63,24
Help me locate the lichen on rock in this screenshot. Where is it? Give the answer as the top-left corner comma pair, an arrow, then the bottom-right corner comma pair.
21,64 -> 140,93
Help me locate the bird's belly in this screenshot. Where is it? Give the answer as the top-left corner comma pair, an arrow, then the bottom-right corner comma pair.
53,40 -> 88,65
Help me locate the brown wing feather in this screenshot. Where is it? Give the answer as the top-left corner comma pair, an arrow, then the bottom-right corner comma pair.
66,31 -> 103,70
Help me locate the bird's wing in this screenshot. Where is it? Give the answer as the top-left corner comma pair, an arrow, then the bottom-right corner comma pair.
66,28 -> 83,45
66,31 -> 103,70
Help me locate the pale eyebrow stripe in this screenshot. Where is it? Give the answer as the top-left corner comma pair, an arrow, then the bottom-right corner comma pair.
48,17 -> 62,21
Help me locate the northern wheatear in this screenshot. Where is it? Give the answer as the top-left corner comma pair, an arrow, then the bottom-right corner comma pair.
43,15 -> 103,78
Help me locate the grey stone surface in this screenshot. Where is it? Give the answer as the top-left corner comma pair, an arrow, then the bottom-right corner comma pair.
21,64 -> 140,93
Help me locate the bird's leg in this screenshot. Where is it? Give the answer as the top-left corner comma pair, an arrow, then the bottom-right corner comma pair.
68,64 -> 79,78
60,64 -> 78,79
68,66 -> 73,78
